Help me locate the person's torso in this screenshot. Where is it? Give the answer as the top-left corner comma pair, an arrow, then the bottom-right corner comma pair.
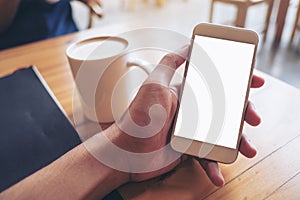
0,0 -> 78,50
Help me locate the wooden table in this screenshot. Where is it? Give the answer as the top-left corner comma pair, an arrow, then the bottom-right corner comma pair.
1,26 -> 300,199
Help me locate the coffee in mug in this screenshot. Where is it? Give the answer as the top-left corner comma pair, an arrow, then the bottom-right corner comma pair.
66,36 -> 152,123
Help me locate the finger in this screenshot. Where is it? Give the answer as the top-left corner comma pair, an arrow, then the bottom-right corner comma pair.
251,75 -> 265,88
88,1 -> 103,17
239,134 -> 257,158
146,45 -> 189,87
245,101 -> 261,126
169,83 -> 181,98
196,158 -> 225,187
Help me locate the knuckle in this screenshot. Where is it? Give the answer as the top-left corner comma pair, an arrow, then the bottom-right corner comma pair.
162,53 -> 178,65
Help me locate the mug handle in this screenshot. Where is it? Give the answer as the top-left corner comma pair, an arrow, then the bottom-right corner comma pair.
126,57 -> 153,75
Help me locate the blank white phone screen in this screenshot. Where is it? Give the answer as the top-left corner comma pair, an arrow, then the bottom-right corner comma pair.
174,35 -> 255,149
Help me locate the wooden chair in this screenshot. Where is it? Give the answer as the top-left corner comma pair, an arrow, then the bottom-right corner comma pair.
290,2 -> 300,44
124,0 -> 183,10
143,0 -> 166,7
209,0 -> 274,41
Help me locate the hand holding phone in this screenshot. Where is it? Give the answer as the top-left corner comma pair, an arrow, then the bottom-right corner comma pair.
107,26 -> 264,186
171,23 -> 260,164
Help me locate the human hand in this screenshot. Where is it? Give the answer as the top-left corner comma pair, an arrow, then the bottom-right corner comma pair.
80,0 -> 103,17
106,46 -> 188,183
195,74 -> 264,187
107,46 -> 264,185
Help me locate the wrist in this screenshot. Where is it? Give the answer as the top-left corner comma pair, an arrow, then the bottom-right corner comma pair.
85,124 -> 131,187
102,125 -> 131,185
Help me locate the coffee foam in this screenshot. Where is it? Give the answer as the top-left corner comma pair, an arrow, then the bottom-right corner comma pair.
70,37 -> 128,60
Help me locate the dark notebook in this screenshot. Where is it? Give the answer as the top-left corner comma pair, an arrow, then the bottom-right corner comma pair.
0,67 -> 81,191
0,66 -> 123,200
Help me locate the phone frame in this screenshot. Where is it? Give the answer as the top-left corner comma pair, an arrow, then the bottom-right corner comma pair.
170,23 -> 259,164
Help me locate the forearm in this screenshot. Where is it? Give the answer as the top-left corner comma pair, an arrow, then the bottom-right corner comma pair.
0,0 -> 20,34
0,125 -> 129,200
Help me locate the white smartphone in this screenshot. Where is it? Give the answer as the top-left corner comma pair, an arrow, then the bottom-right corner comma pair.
171,23 -> 259,164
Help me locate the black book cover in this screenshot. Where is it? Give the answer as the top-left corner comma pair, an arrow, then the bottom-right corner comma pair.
0,66 -> 81,192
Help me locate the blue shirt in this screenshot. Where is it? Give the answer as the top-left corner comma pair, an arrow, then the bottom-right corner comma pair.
0,0 -> 78,50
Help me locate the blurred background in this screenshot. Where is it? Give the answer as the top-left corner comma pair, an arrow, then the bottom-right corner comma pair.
71,0 -> 300,88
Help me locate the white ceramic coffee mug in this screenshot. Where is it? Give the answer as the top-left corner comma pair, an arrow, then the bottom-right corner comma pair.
66,36 -> 152,123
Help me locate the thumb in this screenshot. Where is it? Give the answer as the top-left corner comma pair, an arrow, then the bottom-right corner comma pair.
145,45 -> 189,87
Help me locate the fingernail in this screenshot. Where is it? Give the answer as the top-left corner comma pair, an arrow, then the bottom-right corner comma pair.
248,138 -> 257,153
251,102 -> 262,124
217,170 -> 225,187
250,141 -> 257,151
212,166 -> 225,187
